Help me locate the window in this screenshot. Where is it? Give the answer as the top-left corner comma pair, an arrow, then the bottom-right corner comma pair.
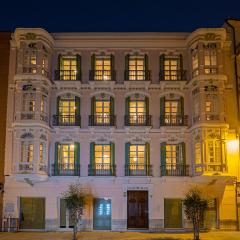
20,141 -> 34,171
41,95 -> 47,113
60,56 -> 77,80
165,101 -> 178,123
94,55 -> 112,80
128,56 -> 145,80
191,48 -> 199,77
58,144 -> 75,169
129,100 -> 146,123
95,144 -> 111,165
207,141 -> 221,164
195,143 -> 201,165
166,145 -> 178,165
42,54 -> 48,75
204,43 -> 217,74
164,57 -> 179,80
95,100 -> 110,124
39,142 -> 46,164
205,101 -> 212,112
22,92 -> 36,120
129,145 -> 145,166
23,43 -> 37,73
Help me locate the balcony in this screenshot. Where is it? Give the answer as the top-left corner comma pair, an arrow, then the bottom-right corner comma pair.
52,163 -> 80,176
205,114 -> 220,121
204,67 -> 218,75
19,163 -> 34,172
52,114 -> 81,127
195,163 -> 227,173
159,70 -> 187,81
125,164 -> 152,176
22,66 -> 37,74
89,114 -> 116,126
54,70 -> 81,81
89,70 -> 115,81
125,114 -> 152,126
124,70 -> 150,81
21,112 -> 35,120
88,164 -> 116,176
160,115 -> 188,126
160,164 -> 189,176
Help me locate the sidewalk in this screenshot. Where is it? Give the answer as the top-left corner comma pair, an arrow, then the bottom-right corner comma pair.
0,231 -> 240,240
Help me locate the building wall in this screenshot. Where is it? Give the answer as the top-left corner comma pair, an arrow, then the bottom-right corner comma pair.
2,28 -> 240,231
0,32 -> 11,221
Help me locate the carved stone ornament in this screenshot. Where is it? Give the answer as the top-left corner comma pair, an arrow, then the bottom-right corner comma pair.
25,33 -> 36,40
204,33 -> 216,41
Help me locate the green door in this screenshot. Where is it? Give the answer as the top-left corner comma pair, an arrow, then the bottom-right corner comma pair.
60,198 -> 74,228
20,197 -> 45,229
164,198 -> 182,228
93,198 -> 111,230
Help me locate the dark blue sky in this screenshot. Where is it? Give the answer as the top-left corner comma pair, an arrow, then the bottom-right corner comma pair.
1,0 -> 240,32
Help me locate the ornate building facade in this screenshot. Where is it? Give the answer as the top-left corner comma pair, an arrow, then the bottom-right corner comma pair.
2,27 -> 239,231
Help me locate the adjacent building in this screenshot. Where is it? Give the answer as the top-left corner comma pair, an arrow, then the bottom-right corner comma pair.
2,27 -> 240,231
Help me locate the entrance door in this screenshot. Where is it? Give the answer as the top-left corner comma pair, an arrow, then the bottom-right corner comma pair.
20,197 -> 45,229
204,199 -> 217,229
60,198 -> 74,228
93,198 -> 111,230
164,199 -> 182,228
127,191 -> 148,229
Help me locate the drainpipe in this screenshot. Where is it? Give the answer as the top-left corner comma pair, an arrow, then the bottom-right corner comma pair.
225,18 -> 240,231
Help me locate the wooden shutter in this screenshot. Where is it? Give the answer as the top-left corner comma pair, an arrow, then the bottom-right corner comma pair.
110,54 -> 115,80
56,96 -> 61,125
145,142 -> 150,175
125,96 -> 130,115
54,142 -> 59,175
160,142 -> 166,176
110,96 -> 114,115
110,142 -> 115,175
76,54 -> 81,80
91,54 -> 96,71
144,54 -> 149,80
74,142 -> 80,175
145,96 -> 149,115
159,54 -> 165,80
58,54 -> 62,70
75,96 -> 80,126
125,54 -> 130,80
90,142 -> 95,173
160,97 -> 165,125
91,96 -> 96,115
125,142 -> 130,175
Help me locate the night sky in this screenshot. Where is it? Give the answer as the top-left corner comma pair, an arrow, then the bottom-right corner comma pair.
1,0 -> 240,32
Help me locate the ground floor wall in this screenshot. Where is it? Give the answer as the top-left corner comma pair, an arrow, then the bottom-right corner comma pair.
2,175 -> 238,231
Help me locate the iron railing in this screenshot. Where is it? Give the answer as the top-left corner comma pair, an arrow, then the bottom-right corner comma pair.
52,114 -> 81,126
124,70 -> 150,81
89,70 -> 115,81
159,69 -> 187,81
125,164 -> 152,176
195,164 -> 227,173
124,114 -> 152,126
54,70 -> 81,81
160,164 -> 189,176
52,163 -> 80,176
160,115 -> 188,126
88,114 -> 116,126
88,164 -> 116,176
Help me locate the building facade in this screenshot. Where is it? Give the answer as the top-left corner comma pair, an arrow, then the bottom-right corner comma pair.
2,27 -> 240,231
0,32 -> 11,222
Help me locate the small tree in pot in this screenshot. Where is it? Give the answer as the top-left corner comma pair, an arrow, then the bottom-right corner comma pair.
183,187 -> 208,240
62,183 -> 89,240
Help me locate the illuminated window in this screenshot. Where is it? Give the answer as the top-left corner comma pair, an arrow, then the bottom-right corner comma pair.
129,145 -> 145,168
205,101 -> 212,112
128,56 -> 145,80
191,48 -> 199,77
94,56 -> 111,80
21,142 -> 33,163
129,100 -> 146,124
195,143 -> 201,165
204,43 -> 217,74
60,56 -> 77,80
58,144 -> 75,169
22,93 -> 36,112
164,57 -> 179,80
40,142 -> 47,163
165,101 -> 178,123
94,144 -> 111,165
207,141 -> 221,164
23,44 -> 37,73
95,100 -> 110,124
166,145 -> 177,165
41,95 -> 47,113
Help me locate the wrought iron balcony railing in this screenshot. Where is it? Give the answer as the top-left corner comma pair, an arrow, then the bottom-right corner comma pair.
19,163 -> 34,171
52,114 -> 81,126
160,164 -> 189,176
125,164 -> 152,176
195,163 -> 227,173
205,114 -> 220,121
89,70 -> 116,81
125,114 -> 152,126
52,163 -> 80,176
22,66 -> 37,74
21,112 -> 35,120
124,70 -> 151,81
88,164 -> 116,176
88,114 -> 116,126
159,70 -> 187,81
160,115 -> 188,126
54,70 -> 81,81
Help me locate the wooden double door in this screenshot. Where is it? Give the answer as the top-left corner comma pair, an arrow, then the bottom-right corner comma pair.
127,191 -> 148,229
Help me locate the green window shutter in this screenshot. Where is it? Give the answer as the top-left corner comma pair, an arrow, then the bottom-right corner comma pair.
110,142 -> 115,175
90,142 -> 95,165
91,54 -> 96,71
125,142 -> 130,175
125,54 -> 130,80
54,142 -> 59,175
145,142 -> 150,175
160,97 -> 165,125
159,54 -> 165,80
56,96 -> 61,125
125,96 -> 130,115
76,54 -> 81,80
74,142 -> 80,175
110,54 -> 115,80
180,142 -> 186,165
145,96 -> 149,115
178,96 -> 184,115
144,54 -> 148,70
160,142 -> 166,175
179,54 -> 183,70
91,96 -> 96,115
58,54 -> 62,70
75,96 -> 80,115
110,96 -> 114,116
